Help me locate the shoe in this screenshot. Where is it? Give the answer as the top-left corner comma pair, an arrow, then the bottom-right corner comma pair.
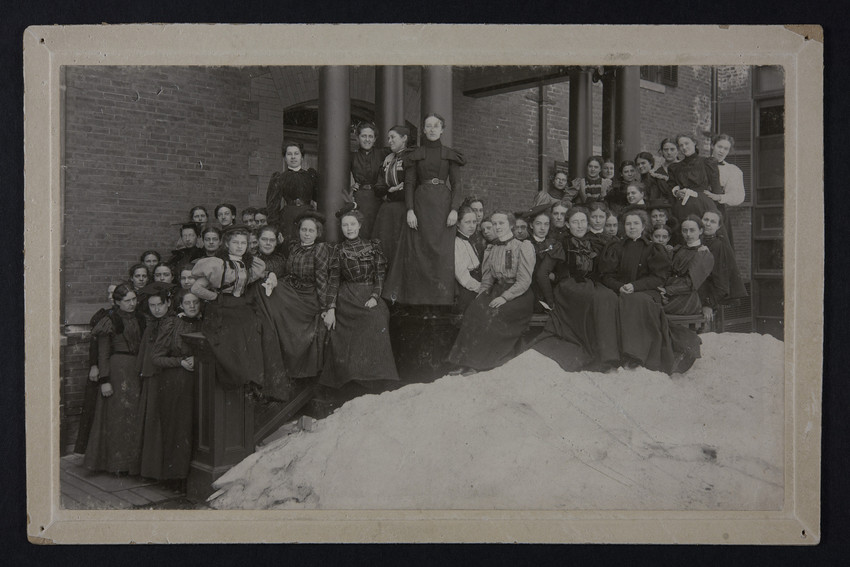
461,368 -> 478,376
447,367 -> 465,376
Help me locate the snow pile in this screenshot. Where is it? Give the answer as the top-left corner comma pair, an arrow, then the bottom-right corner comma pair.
208,332 -> 784,510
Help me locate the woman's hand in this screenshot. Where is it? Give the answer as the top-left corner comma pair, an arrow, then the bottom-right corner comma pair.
388,182 -> 403,193
704,190 -> 721,202
262,272 -> 278,296
620,283 -> 635,294
100,383 -> 113,398
364,297 -> 378,309
88,365 -> 100,382
489,296 -> 507,308
446,209 -> 458,227
180,356 -> 195,371
407,210 -> 418,230
323,308 -> 336,330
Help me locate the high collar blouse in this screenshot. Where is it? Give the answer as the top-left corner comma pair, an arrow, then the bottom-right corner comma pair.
480,237 -> 536,301
327,238 -> 388,307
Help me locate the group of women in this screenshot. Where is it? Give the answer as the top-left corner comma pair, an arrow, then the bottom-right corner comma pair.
78,115 -> 749,485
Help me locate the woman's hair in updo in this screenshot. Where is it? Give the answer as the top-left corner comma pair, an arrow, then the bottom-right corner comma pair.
340,208 -> 366,226
623,208 -> 651,232
489,210 -> 516,227
356,122 -> 377,136
281,139 -> 304,156
566,206 -> 590,222
389,124 -> 410,140
128,263 -> 148,278
635,151 -> 655,166
112,283 -> 135,303
711,133 -> 735,149
424,112 -> 446,128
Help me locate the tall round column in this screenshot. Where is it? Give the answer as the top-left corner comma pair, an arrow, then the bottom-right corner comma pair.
614,66 -> 641,167
568,67 -> 594,182
318,66 -> 351,242
375,66 -> 405,146
420,66 -> 453,146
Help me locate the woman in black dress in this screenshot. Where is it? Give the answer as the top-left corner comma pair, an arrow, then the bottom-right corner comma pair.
699,209 -> 748,325
453,206 -> 483,315
263,214 -> 331,379
349,122 -> 389,239
321,207 -> 399,388
373,125 -> 413,265
383,113 -> 465,306
128,263 -> 149,294
599,209 -> 676,374
668,133 -> 721,223
636,150 -> 672,203
533,207 -> 620,371
84,284 -> 146,474
527,207 -> 565,312
266,140 -> 318,242
659,216 -> 714,316
447,211 -> 536,375
192,225 -> 287,400
139,289 -> 203,486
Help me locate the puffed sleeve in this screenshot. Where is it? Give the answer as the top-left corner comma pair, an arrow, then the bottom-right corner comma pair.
151,316 -> 182,369
370,239 -> 387,300
403,149 -> 421,211
533,243 -> 564,307
665,249 -> 715,295
633,243 -> 672,292
719,164 -> 745,206
454,238 -> 481,292
90,315 -> 116,381
325,244 -> 340,310
87,308 -> 109,367
704,157 -> 722,194
192,257 -> 224,301
266,171 -> 283,224
500,240 -> 535,301
446,147 -> 466,210
248,256 -> 266,283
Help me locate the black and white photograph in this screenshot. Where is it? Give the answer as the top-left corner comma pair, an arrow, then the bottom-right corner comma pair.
23,24 -> 823,544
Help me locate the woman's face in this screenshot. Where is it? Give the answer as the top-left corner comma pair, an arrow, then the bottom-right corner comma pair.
387,130 -> 408,153
154,265 -> 174,283
285,145 -> 303,169
254,213 -> 268,227
299,219 -> 318,246
532,214 -> 550,239
589,209 -> 606,231
661,142 -> 679,164
147,296 -> 170,319
143,254 -> 159,272
512,219 -> 529,240
340,215 -> 361,240
225,234 -> 248,257
650,208 -> 669,226
604,215 -> 618,237
712,139 -> 732,162
132,268 -> 149,290
423,116 -> 444,142
203,232 -> 221,253
358,127 -> 376,151
243,213 -> 257,229
480,221 -> 495,241
458,212 -> 477,237
217,208 -> 234,227
586,160 -> 601,178
626,185 -> 644,204
491,214 -> 512,240
681,220 -> 703,245
470,201 -> 484,224
621,164 -> 637,182
601,161 -> 615,179
636,158 -> 653,175
568,212 -> 588,238
249,233 -> 259,254
702,212 -> 721,236
551,205 -> 568,228
677,136 -> 696,157
181,293 -> 201,318
553,172 -> 568,190
181,228 -> 198,248
116,291 -> 137,313
652,228 -> 671,245
192,209 -> 208,223
179,269 -> 196,290
624,214 -> 645,239
258,230 -> 277,255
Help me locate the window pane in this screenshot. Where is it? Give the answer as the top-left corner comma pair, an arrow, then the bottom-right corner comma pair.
755,66 -> 785,94
758,136 -> 784,187
759,105 -> 784,136
754,239 -> 784,273
754,207 -> 784,233
755,278 -> 784,317
756,187 -> 784,203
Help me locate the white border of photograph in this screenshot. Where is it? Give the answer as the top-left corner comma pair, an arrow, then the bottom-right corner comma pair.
24,24 -> 823,544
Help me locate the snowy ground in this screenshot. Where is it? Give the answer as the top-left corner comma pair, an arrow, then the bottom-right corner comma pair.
208,332 -> 784,511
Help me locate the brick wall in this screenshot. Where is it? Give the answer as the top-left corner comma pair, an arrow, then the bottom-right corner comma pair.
63,66 -> 270,323
640,66 -> 713,156
60,328 -> 94,452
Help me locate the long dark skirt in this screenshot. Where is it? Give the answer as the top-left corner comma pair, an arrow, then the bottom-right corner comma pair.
383,184 -> 456,305
533,279 -> 621,371
373,200 -> 406,268
447,281 -> 535,371
354,187 -> 380,240
140,366 -> 194,480
618,291 -> 676,374
320,281 -> 399,388
202,294 -> 279,392
663,290 -> 703,316
260,281 -> 325,378
84,353 -> 143,474
73,379 -> 100,454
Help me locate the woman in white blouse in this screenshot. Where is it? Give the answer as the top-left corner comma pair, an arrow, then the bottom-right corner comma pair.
704,134 -> 745,249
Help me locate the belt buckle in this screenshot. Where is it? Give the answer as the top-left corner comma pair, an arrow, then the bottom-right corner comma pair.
430,178 -> 441,185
